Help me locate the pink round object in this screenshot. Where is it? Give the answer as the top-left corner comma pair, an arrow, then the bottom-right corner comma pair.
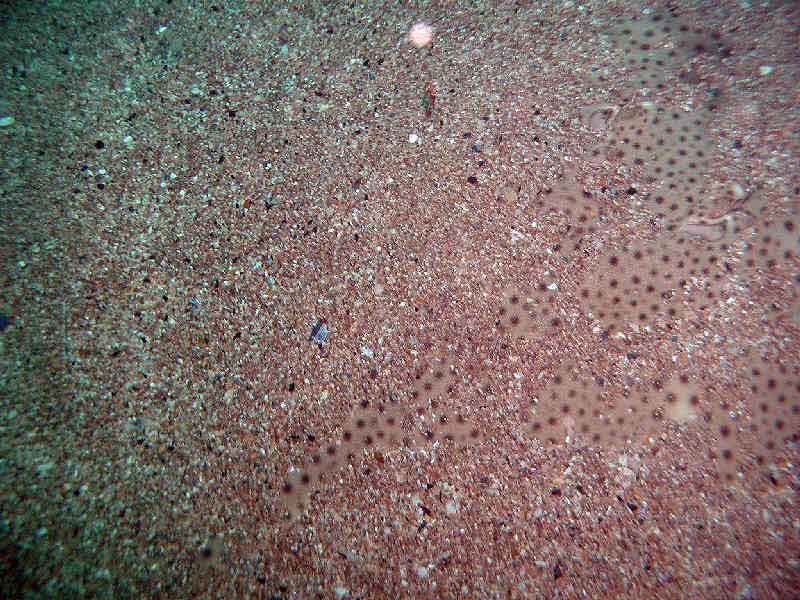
408,21 -> 433,48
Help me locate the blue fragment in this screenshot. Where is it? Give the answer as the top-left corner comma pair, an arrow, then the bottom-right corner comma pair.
0,314 -> 9,332
309,321 -> 328,345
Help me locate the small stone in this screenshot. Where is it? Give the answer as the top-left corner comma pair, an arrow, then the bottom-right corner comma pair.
407,22 -> 434,48
0,116 -> 15,127
36,463 -> 54,477
502,186 -> 518,203
408,133 -> 419,144
758,65 -> 773,76
510,229 -> 526,243
310,321 -> 329,345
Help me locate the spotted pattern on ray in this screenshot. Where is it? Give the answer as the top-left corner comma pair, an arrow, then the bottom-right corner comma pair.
526,365 -> 704,450
609,12 -> 728,93
535,169 -> 603,240
278,354 -> 485,520
277,11 -> 799,520
279,199 -> 800,518
590,103 -> 717,224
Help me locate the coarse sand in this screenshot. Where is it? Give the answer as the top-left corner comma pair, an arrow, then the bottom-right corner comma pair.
0,1 -> 798,598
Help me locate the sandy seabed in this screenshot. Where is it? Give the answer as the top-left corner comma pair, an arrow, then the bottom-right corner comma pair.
0,1 -> 798,598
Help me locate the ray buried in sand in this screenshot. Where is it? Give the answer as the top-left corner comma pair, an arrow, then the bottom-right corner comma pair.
277,10 -> 799,521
